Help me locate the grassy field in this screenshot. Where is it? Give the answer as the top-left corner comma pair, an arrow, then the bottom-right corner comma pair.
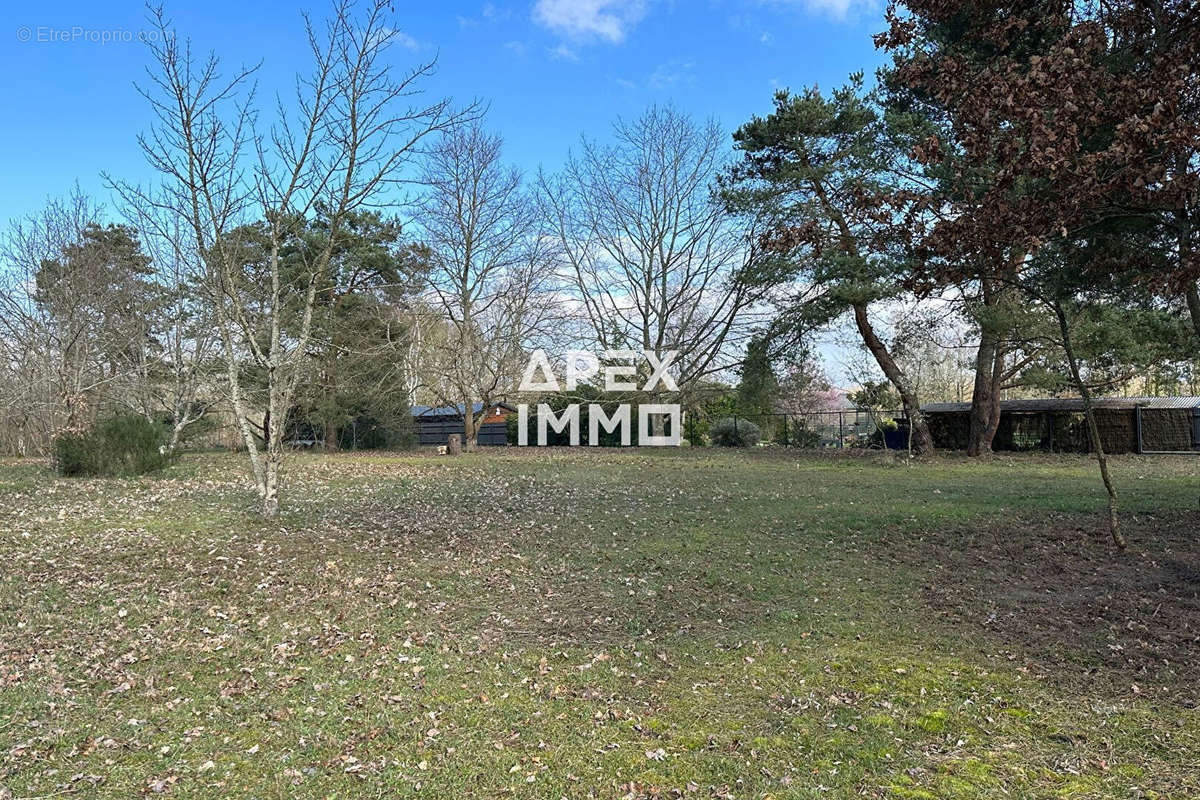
1,448 -> 1198,799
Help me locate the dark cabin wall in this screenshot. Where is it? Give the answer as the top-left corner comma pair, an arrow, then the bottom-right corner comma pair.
1139,409 -> 1196,451
926,409 -> 1147,453
414,417 -> 509,446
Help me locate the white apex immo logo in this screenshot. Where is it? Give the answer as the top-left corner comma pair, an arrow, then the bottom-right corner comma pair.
519,349 -> 679,393
516,349 -> 681,446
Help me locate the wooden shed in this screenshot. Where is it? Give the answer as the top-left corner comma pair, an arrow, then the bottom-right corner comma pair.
922,396 -> 1200,454
411,402 -> 515,447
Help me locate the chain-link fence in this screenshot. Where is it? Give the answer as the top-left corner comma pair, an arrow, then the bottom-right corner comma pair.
184,409 -> 914,451
684,409 -> 911,450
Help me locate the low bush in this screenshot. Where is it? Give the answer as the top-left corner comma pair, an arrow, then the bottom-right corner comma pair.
53,414 -> 172,477
709,416 -> 761,447
53,431 -> 104,477
779,424 -> 821,448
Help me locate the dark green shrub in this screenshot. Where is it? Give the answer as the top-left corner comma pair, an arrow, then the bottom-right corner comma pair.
777,423 -> 821,448
97,414 -> 172,474
53,413 -> 172,477
709,417 -> 761,447
53,431 -> 105,477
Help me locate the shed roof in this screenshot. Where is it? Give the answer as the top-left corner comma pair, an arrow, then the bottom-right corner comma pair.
411,402 -> 516,419
922,396 -> 1200,414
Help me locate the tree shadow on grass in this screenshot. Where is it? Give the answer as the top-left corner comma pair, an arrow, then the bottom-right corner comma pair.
878,509 -> 1200,705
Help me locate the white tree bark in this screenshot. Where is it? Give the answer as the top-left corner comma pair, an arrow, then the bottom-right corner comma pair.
132,1 -> 470,515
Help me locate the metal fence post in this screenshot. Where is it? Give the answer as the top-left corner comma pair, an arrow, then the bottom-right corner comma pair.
838,412 -> 845,448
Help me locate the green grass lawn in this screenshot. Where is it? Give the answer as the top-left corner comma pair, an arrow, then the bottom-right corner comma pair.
1,449 -> 1198,798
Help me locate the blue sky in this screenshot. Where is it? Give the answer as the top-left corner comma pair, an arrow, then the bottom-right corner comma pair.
0,0 -> 887,226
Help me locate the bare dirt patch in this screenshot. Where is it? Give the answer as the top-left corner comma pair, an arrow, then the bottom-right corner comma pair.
880,509 -> 1200,703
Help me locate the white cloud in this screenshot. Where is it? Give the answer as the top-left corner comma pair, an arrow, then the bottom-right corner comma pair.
548,43 -> 579,61
647,59 -> 695,90
532,0 -> 648,44
761,0 -> 879,21
460,4 -> 513,28
803,0 -> 876,18
482,3 -> 512,21
369,27 -> 421,50
393,30 -> 421,50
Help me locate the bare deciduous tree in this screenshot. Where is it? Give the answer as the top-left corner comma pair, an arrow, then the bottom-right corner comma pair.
131,1 -> 469,515
0,192 -> 168,454
107,185 -> 221,452
540,106 -> 769,404
0,189 -> 102,453
417,121 -> 559,447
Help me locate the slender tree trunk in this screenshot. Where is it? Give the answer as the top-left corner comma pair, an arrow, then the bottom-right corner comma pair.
323,368 -> 338,449
262,446 -> 281,518
462,400 -> 478,451
967,332 -> 999,456
323,323 -> 339,452
968,279 -> 1002,456
260,353 -> 295,518
1186,279 -> 1200,344
1053,302 -> 1124,550
168,421 -> 185,454
214,311 -> 268,508
323,358 -> 338,451
851,302 -> 935,454
806,175 -> 931,452
983,346 -> 1005,445
1177,202 -> 1199,344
